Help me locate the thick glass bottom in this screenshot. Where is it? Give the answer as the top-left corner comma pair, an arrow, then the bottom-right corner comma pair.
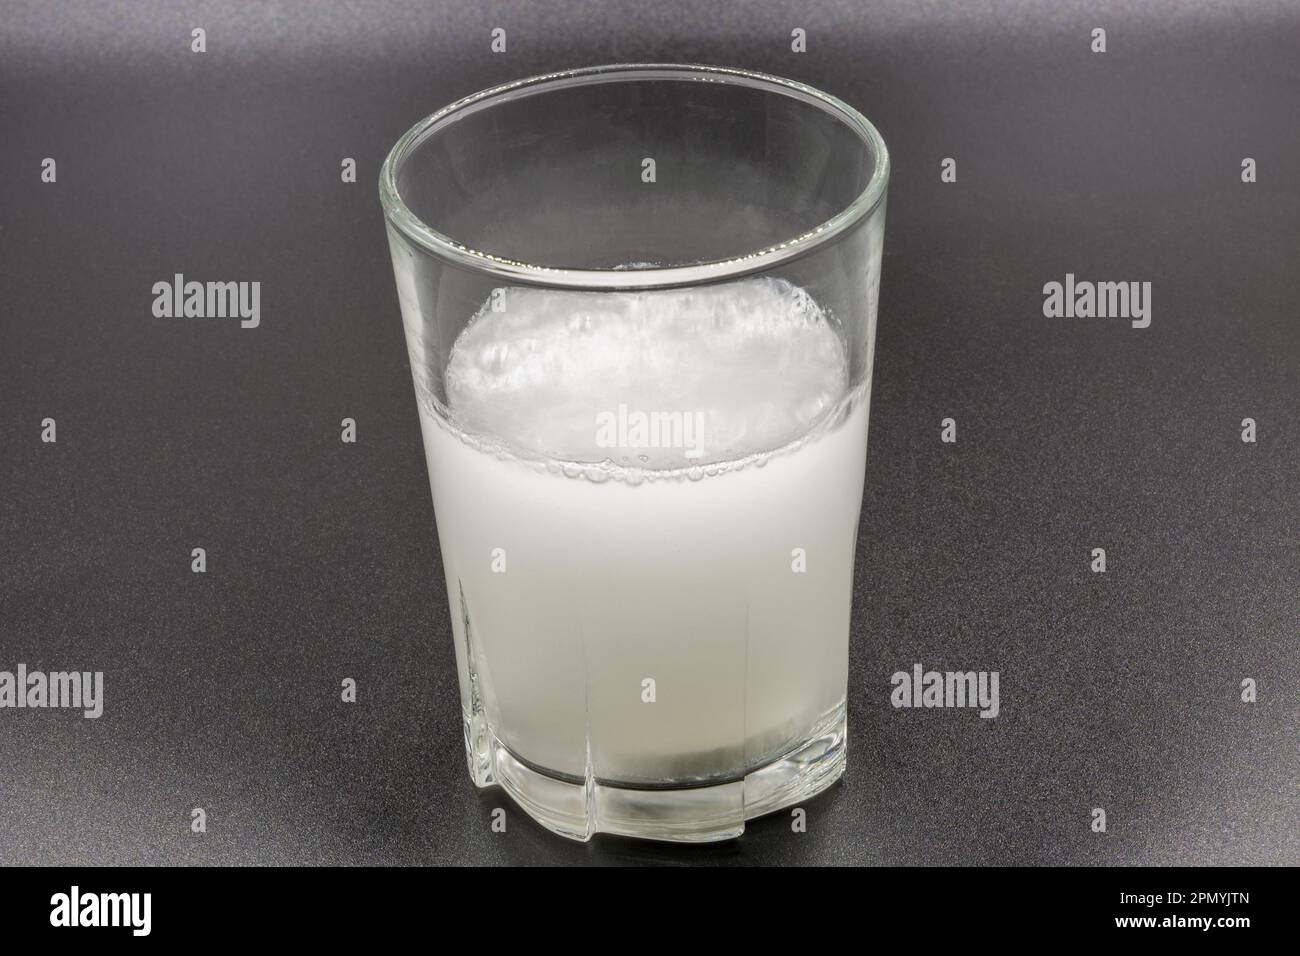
463,702 -> 847,843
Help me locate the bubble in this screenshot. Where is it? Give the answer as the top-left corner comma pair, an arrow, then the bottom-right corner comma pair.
443,276 -> 853,483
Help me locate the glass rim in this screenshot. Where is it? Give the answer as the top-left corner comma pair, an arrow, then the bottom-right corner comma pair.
378,63 -> 890,291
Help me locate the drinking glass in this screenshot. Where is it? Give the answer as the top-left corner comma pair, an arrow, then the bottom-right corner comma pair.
379,64 -> 888,842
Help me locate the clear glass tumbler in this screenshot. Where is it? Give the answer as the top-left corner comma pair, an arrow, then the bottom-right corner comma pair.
379,64 -> 888,842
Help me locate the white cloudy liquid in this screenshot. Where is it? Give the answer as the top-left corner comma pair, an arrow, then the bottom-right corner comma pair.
416,278 -> 869,785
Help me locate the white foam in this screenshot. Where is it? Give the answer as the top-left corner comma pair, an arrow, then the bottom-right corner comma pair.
444,277 -> 850,470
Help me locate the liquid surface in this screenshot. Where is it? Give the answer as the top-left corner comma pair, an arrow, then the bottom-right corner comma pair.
443,277 -> 850,472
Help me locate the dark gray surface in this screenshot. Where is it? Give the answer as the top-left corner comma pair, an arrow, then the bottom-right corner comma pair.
1,0 -> 1296,866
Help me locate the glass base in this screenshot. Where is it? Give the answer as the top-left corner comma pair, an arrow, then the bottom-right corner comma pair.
463,703 -> 846,843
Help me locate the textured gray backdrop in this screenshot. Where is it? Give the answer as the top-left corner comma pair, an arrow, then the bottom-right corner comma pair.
1,0 -> 1296,865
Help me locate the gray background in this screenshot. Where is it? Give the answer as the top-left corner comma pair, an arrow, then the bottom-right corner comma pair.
1,0 -> 1296,866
